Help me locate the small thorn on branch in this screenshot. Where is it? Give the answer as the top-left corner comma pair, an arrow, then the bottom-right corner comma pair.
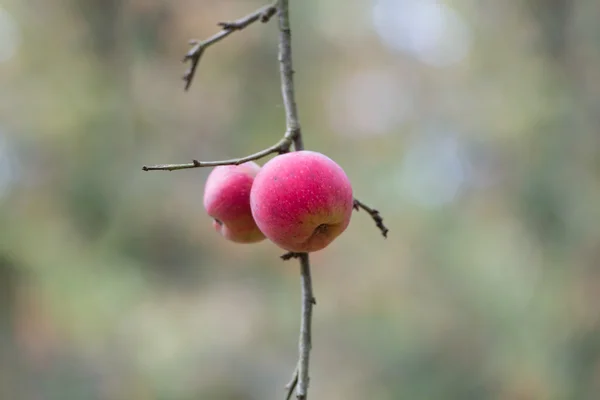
217,22 -> 241,31
353,198 -> 389,238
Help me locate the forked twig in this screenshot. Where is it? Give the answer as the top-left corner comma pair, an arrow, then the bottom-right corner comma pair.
182,2 -> 278,91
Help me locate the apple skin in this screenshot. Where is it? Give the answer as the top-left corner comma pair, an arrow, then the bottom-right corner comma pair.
203,161 -> 266,243
250,151 -> 353,253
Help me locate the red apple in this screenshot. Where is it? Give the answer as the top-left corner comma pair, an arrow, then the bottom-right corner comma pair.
250,150 -> 353,252
203,161 -> 266,243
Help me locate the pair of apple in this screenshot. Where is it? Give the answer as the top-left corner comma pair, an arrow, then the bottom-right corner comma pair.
203,151 -> 354,253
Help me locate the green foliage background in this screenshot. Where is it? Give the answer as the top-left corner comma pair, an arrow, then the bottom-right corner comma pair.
1,0 -> 600,399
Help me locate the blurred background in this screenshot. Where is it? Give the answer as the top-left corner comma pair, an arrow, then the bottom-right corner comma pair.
1,0 -> 600,398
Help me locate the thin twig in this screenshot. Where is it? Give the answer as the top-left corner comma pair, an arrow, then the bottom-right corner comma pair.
353,198 -> 389,238
182,2 -> 278,91
276,1 -> 313,398
142,137 -> 291,171
284,365 -> 299,400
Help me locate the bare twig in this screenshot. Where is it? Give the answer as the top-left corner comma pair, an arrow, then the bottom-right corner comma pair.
142,137 -> 291,171
182,2 -> 278,91
353,198 -> 389,238
285,365 -> 299,400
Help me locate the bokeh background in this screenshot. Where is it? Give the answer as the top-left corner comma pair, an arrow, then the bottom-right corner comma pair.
1,0 -> 600,399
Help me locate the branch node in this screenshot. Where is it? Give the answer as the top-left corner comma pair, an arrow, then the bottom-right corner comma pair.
217,21 -> 242,31
259,5 -> 277,22
281,252 -> 303,261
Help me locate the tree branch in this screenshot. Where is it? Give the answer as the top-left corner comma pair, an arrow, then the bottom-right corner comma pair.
182,2 -> 278,91
142,3 -> 388,399
276,1 -> 313,398
142,137 -> 291,171
296,253 -> 314,399
277,2 -> 302,148
353,199 -> 389,238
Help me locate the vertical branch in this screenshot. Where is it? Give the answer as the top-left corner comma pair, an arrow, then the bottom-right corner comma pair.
277,0 -> 303,150
277,1 -> 313,399
297,253 -> 314,399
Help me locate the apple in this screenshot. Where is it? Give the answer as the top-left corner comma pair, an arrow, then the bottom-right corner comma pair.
250,150 -> 353,252
203,161 -> 266,243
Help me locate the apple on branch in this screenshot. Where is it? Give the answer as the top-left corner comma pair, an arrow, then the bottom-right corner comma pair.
250,150 -> 354,253
203,161 -> 266,243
